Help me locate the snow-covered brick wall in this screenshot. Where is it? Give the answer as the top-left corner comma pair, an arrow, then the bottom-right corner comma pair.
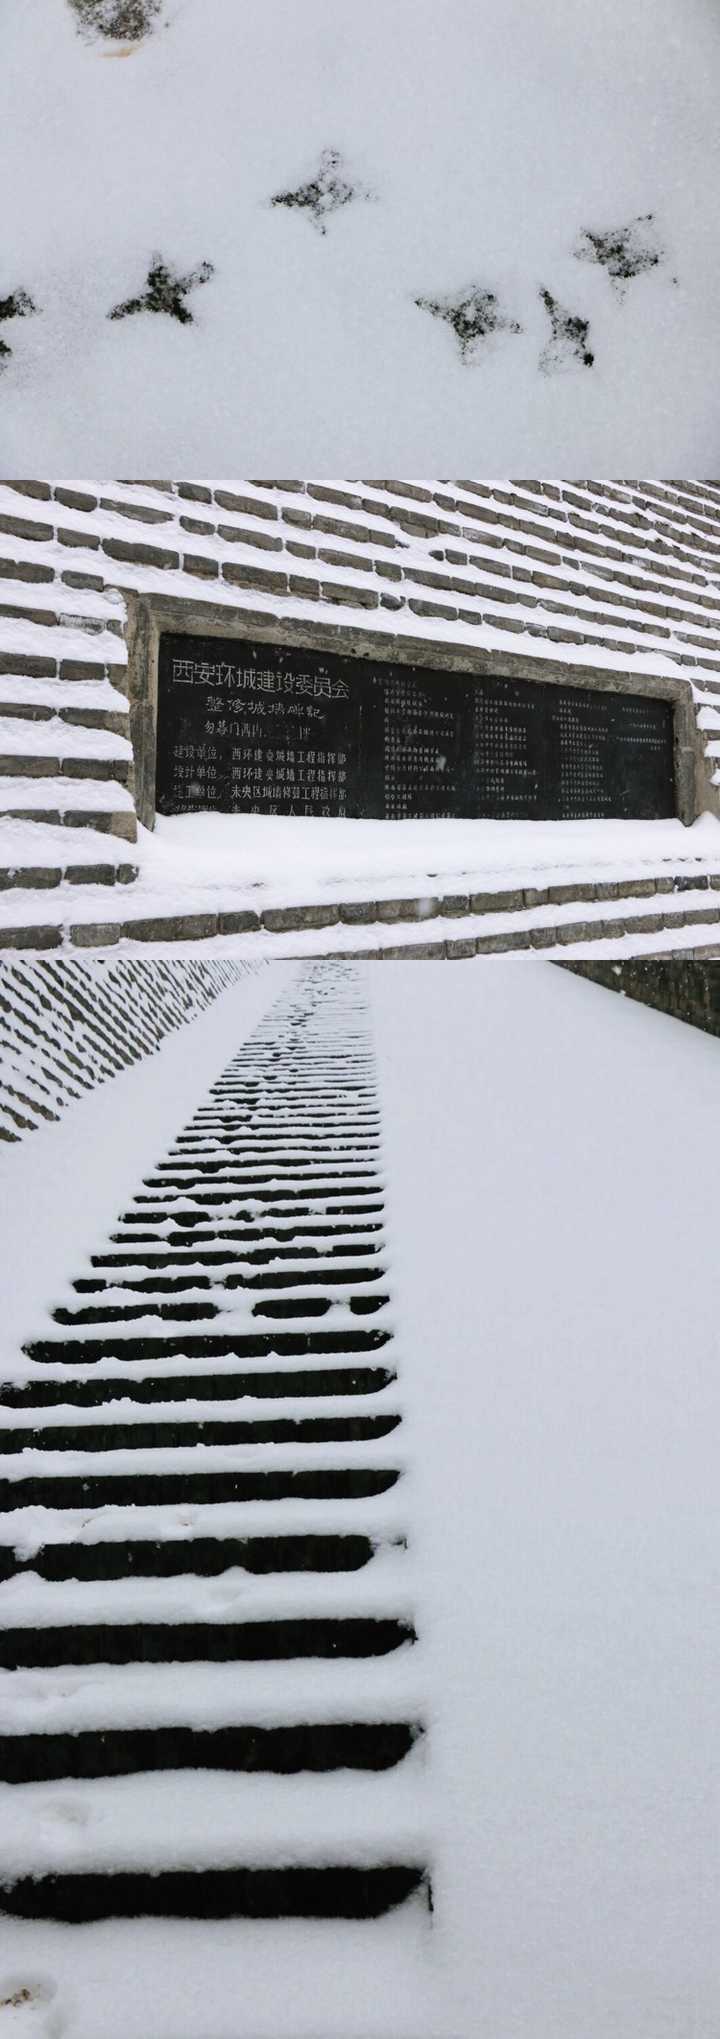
1,478 -> 720,952
1,478 -> 720,819
0,956 -> 258,1139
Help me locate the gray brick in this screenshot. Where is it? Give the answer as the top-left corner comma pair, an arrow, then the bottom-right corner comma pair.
8,481 -> 52,501
217,524 -> 283,553
69,922 -> 122,947
320,583 -> 379,610
0,924 -> 62,949
58,527 -> 100,550
103,538 -> 179,570
408,599 -> 458,621
0,514 -> 54,543
0,756 -> 59,776
338,901 -> 379,924
61,572 -> 105,591
214,491 -> 278,521
216,910 -> 262,935
470,888 -> 524,913
0,558 -> 54,585
183,554 -> 220,579
375,898 -> 425,924
100,498 -> 171,525
0,868 -> 61,889
378,940 -> 445,959
262,905 -> 340,932
180,516 -> 216,536
59,661 -> 110,682
54,489 -> 99,512
437,894 -> 469,917
222,564 -> 288,596
124,913 -> 219,942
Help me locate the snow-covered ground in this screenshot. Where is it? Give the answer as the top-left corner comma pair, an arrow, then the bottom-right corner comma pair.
133,811 -> 720,907
1,0 -> 719,469
6,812 -> 720,961
0,961 -> 718,2036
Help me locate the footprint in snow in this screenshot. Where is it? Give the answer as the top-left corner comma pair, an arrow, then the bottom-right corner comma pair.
573,211 -> 665,298
0,291 -> 38,371
415,284 -> 523,363
0,1977 -> 65,2037
45,1797 -> 91,1832
67,0 -> 164,41
270,149 -> 375,234
539,288 -> 594,372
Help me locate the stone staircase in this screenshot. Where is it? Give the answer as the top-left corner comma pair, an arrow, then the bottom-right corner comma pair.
0,964 -> 428,1921
7,864 -> 720,957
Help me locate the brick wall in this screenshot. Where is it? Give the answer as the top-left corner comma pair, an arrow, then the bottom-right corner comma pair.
0,956 -> 257,1139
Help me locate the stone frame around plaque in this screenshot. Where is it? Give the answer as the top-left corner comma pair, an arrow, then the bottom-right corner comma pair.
123,590 -> 702,831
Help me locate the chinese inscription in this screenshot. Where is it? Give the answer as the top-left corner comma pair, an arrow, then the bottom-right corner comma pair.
157,635 -> 364,819
156,633 -> 675,822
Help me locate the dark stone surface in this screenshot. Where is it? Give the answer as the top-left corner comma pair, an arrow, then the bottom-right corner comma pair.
156,630 -> 676,822
564,961 -> 720,1038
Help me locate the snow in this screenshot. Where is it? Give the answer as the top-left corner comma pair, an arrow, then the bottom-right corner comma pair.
0,1547 -> 410,1633
6,883 -> 719,961
5,811 -> 720,954
0,779 -> 133,815
0,961 -> 294,1375
0,1653 -> 421,1736
0,961 -> 719,2034
0,618 -> 124,668
0,819 -> 134,870
0,721 -> 131,761
0,680 -> 128,716
1,0 -> 719,470
137,810 -> 720,902
373,960 -> 720,2039
0,1764 -> 429,1881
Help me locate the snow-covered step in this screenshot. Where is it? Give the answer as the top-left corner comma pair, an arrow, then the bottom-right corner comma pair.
0,964 -> 428,1920
0,774 -> 136,842
0,1460 -> 401,1515
0,1380 -> 399,1434
0,1718 -> 422,1785
0,1863 -> 427,1923
0,1494 -> 409,1565
86,1237 -> 385,1269
0,1546 -> 412,1630
0,1492 -> 409,1564
0,715 -> 132,774
0,1613 -> 415,1670
0,1528 -> 398,1586
8,866 -> 720,951
71,1263 -> 387,1296
2,1355 -> 396,1406
0,1760 -> 428,1875
0,815 -> 139,889
0,1764 -> 429,1920
0,674 -> 129,718
0,1414 -> 401,1455
0,1650 -> 422,1739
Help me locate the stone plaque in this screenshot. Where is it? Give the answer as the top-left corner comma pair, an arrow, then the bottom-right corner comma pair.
156,633 -> 675,822
156,633 -> 376,819
472,675 -> 675,819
